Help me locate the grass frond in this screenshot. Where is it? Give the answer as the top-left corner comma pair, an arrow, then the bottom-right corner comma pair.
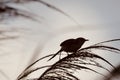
17,39 -> 120,80
93,39 -> 120,45
17,65 -> 51,80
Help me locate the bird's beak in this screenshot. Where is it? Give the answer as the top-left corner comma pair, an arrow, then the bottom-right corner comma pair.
85,39 -> 89,41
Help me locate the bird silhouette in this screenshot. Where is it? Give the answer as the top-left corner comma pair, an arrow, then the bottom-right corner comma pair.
48,37 -> 88,61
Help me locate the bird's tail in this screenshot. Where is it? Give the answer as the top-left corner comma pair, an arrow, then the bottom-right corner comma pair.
48,49 -> 62,61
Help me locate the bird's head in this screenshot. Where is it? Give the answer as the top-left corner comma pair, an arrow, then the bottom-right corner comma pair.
76,37 -> 89,42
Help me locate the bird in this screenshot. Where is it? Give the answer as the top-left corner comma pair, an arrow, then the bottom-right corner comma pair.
48,37 -> 88,61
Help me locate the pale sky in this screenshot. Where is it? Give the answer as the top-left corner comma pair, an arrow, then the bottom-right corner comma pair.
0,0 -> 120,80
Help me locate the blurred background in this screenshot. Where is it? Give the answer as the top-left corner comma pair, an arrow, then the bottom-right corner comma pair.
0,0 -> 120,80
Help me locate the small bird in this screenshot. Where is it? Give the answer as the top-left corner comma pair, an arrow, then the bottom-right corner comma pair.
48,37 -> 88,61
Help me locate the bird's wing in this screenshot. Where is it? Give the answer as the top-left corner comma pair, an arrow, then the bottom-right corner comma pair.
48,49 -> 62,61
60,39 -> 75,46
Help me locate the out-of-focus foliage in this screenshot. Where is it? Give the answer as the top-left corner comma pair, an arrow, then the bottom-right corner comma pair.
0,0 -> 77,23
0,0 -> 79,80
104,64 -> 120,80
0,27 -> 20,40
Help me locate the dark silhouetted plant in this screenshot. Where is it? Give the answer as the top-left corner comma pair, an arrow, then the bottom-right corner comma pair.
17,38 -> 120,80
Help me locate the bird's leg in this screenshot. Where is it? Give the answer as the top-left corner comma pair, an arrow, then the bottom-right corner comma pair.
59,52 -> 61,60
67,52 -> 70,56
